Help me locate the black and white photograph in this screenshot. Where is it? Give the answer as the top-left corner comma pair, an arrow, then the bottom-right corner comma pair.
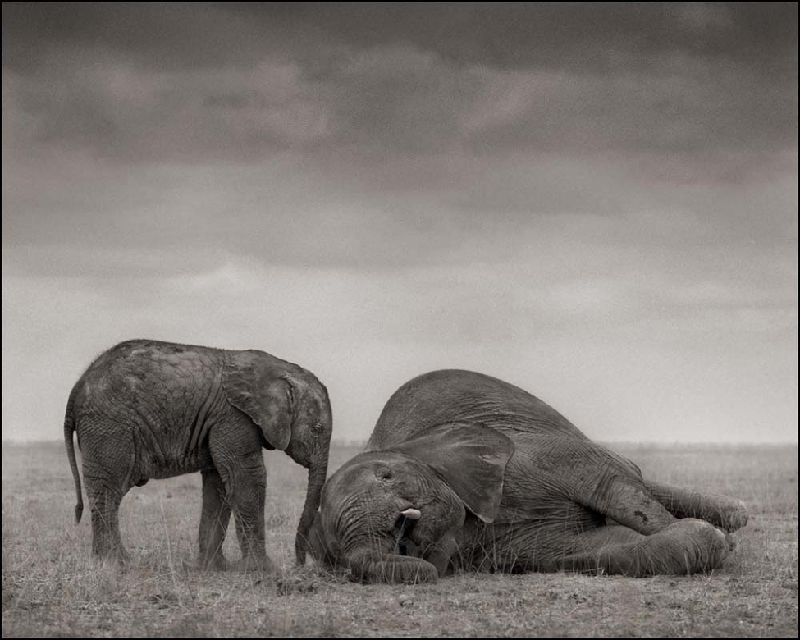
2,3 -> 797,637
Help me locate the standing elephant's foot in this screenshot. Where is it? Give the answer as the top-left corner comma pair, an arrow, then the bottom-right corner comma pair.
93,546 -> 130,567
87,482 -> 129,567
90,525 -> 130,566
561,519 -> 730,577
236,553 -> 277,574
197,553 -> 229,572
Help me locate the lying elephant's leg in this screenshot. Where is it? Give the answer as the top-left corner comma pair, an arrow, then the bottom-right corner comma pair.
459,509 -> 605,574
560,519 -> 730,576
581,472 -> 678,535
643,480 -> 748,532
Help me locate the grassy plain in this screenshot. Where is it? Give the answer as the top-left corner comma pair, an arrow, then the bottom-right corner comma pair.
2,441 -> 797,637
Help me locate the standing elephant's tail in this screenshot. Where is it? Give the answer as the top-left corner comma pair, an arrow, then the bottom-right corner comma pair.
63,384 -> 84,524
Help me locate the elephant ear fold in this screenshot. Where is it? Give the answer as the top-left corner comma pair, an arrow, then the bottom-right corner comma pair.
223,352 -> 293,451
394,423 -> 513,523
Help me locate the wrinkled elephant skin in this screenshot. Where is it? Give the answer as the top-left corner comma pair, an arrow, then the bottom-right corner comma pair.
310,370 -> 747,583
64,339 -> 332,569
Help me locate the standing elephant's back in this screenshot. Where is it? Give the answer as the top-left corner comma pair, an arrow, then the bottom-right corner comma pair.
368,369 -> 587,450
79,340 -> 223,403
74,340 -> 228,471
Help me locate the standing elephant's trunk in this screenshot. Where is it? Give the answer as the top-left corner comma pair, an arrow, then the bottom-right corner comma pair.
295,457 -> 329,565
279,373 -> 333,566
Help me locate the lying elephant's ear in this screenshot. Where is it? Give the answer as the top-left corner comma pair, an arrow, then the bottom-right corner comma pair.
394,423 -> 513,523
223,351 -> 293,451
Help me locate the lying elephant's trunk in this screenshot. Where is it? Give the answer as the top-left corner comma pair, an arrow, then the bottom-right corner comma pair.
345,548 -> 439,584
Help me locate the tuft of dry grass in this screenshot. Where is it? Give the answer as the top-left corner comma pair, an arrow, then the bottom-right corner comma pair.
2,441 -> 797,637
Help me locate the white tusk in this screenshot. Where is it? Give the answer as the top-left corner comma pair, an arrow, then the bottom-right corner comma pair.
401,508 -> 421,520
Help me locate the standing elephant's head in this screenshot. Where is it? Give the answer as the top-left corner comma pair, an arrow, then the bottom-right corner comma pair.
309,423 -> 513,583
223,351 -> 332,565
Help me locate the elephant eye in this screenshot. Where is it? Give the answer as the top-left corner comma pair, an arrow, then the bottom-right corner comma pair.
376,467 -> 393,480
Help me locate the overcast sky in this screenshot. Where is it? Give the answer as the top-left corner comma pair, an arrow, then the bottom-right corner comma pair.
3,3 -> 797,444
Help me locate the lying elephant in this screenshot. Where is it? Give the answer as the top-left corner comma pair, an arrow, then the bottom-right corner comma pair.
309,369 -> 747,583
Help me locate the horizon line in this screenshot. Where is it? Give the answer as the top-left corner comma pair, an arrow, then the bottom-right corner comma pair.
3,438 -> 798,448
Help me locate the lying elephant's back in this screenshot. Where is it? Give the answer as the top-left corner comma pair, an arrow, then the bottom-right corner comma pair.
368,369 -> 587,450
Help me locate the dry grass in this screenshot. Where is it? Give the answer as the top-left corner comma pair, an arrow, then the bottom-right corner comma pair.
2,441 -> 797,637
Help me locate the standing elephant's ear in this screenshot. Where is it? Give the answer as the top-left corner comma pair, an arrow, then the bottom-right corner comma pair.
393,423 -> 513,523
223,352 -> 294,451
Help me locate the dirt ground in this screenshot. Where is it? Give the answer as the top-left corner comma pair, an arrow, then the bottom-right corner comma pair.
2,441 -> 797,637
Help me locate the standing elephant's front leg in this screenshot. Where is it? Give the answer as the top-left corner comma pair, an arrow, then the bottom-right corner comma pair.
229,451 -> 272,572
198,469 -> 232,570
209,421 -> 274,573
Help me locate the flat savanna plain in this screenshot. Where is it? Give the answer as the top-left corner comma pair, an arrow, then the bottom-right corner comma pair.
2,441 -> 797,637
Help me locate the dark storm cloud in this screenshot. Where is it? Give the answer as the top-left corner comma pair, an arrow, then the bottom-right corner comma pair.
3,3 -> 796,163
5,3 -> 797,73
236,2 -> 798,80
2,3 -> 272,72
2,3 -> 797,274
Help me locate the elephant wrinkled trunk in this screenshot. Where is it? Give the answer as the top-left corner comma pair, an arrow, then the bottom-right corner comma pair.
345,549 -> 439,584
295,461 -> 329,565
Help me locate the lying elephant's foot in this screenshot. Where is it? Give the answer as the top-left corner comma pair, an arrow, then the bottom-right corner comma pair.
561,519 -> 730,577
707,498 -> 748,533
643,519 -> 730,575
644,481 -> 748,532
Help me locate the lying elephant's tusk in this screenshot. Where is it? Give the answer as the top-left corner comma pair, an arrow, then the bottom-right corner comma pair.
401,508 -> 421,520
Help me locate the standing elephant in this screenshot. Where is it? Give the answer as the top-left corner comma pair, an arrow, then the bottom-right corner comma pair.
309,369 -> 747,582
64,339 -> 332,570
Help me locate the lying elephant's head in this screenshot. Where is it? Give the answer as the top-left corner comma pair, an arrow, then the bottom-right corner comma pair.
309,422 -> 514,583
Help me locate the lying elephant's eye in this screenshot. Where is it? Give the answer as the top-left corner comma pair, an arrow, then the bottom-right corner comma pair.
376,467 -> 393,480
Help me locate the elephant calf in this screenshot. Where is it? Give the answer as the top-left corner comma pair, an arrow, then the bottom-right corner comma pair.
309,369 -> 747,583
64,339 -> 332,570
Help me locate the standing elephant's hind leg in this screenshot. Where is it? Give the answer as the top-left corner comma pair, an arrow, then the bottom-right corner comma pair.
83,465 -> 133,563
87,486 -> 128,563
561,520 -> 730,576
80,425 -> 136,564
